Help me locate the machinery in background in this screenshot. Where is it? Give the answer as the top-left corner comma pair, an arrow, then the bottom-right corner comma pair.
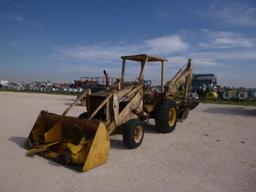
191,73 -> 218,100
220,87 -> 249,101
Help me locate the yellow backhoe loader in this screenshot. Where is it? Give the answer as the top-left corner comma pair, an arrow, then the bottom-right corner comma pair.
25,54 -> 198,172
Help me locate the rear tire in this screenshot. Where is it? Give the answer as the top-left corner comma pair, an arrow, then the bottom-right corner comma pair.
78,112 -> 89,119
123,119 -> 144,149
155,99 -> 177,133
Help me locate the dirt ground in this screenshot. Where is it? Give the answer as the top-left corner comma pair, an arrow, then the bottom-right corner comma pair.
0,92 -> 255,192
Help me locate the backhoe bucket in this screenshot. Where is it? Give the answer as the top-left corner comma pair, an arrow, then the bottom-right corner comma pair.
25,111 -> 110,172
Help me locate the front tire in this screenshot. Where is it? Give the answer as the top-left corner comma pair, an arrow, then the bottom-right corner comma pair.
155,99 -> 177,133
123,119 -> 144,149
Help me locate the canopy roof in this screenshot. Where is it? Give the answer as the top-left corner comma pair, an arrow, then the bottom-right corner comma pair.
121,54 -> 167,62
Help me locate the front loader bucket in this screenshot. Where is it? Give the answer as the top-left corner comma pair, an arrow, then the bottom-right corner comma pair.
25,111 -> 110,172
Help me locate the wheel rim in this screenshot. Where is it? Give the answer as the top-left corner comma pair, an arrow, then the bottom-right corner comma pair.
134,125 -> 143,143
168,108 -> 176,127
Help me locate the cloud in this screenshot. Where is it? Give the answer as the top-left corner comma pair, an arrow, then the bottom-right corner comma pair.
2,13 -> 44,28
209,1 -> 256,27
11,2 -> 26,8
145,35 -> 189,53
27,21 -> 45,29
157,10 -> 175,20
198,29 -> 255,49
193,50 -> 256,61
54,34 -> 189,63
53,29 -> 256,86
54,30 -> 256,69
53,34 -> 190,84
54,43 -> 141,63
166,56 -> 221,68
9,42 -> 19,49
3,14 -> 24,22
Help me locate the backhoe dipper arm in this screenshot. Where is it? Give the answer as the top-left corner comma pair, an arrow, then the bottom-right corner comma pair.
164,58 -> 192,98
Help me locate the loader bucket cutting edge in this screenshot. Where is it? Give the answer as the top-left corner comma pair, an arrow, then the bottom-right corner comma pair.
25,111 -> 110,172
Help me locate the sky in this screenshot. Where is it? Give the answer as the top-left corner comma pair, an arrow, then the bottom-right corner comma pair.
0,0 -> 256,87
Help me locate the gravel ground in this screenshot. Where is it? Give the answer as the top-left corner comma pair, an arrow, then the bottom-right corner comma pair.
0,92 -> 255,192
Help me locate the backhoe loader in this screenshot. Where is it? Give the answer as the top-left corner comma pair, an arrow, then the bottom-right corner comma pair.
25,54 -> 198,172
